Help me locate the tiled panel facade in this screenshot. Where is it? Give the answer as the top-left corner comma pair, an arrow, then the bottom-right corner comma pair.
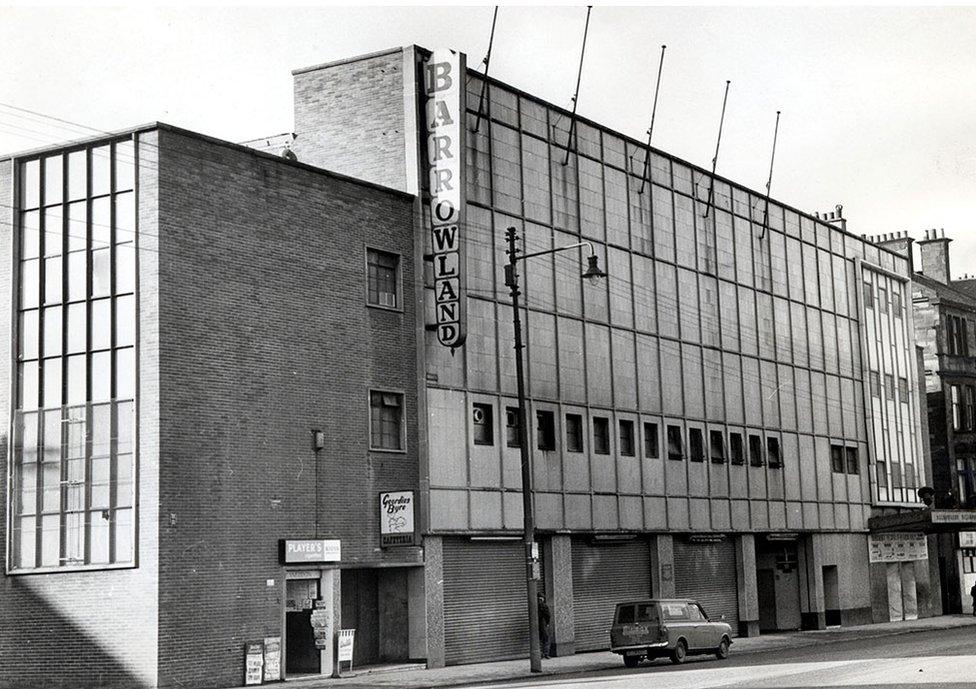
424,68 -> 921,534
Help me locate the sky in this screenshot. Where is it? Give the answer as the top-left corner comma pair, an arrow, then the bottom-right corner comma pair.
2,5 -> 975,273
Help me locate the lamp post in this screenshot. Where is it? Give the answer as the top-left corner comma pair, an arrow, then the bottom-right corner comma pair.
503,225 -> 606,673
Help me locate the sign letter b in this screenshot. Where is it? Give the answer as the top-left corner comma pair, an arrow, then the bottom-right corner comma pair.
425,61 -> 452,93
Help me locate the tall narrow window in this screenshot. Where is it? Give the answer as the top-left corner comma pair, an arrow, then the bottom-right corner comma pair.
366,248 -> 399,308
748,434 -> 764,466
862,281 -> 874,309
952,385 -> 962,431
643,422 -> 659,459
12,142 -> 137,571
536,410 -> 556,451
869,371 -> 881,398
666,425 -> 683,460
472,403 -> 493,446
878,286 -> 888,313
370,391 -> 404,450
846,447 -> 859,475
689,428 -> 704,462
885,374 -> 895,401
619,420 -> 635,457
967,387 -> 976,431
593,417 -> 610,455
505,407 -> 520,448
709,430 -> 725,463
830,444 -> 844,473
898,377 -> 909,404
566,414 -> 584,453
729,432 -> 744,465
892,288 -> 903,316
767,437 -> 782,468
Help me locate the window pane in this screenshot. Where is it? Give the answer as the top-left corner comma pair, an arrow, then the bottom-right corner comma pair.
18,411 -> 39,461
91,145 -> 111,197
67,149 -> 87,201
18,361 -> 38,410
21,210 -> 40,259
91,351 -> 111,401
22,158 -> 40,209
67,200 -> 87,251
91,456 -> 111,509
91,298 -> 111,350
41,460 -> 61,513
116,294 -> 134,347
92,248 -> 111,297
116,348 -> 135,399
115,192 -> 134,244
66,354 -> 86,405
44,256 -> 62,305
115,140 -> 134,192
116,455 -> 134,508
92,196 -> 110,247
91,403 -> 111,457
43,305 -> 62,356
16,463 -> 37,515
117,401 -> 133,454
116,508 -> 134,562
14,516 -> 36,569
44,155 -> 63,206
19,309 -> 38,360
116,245 -> 135,294
21,258 -> 39,309
67,251 -> 87,302
90,512 -> 110,564
42,357 -> 62,408
44,205 -> 63,256
66,302 -> 86,354
65,512 -> 85,566
42,409 -> 62,460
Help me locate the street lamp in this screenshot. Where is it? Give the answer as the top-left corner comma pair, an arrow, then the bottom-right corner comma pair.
503,225 -> 606,673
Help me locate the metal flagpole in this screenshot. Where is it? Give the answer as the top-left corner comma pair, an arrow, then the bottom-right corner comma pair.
473,6 -> 499,134
639,44 -> 667,195
703,80 -> 731,219
563,5 -> 593,166
759,110 -> 782,240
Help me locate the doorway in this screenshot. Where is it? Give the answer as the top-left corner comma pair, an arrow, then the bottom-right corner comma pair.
341,568 -> 411,667
285,578 -> 320,674
823,566 -> 840,627
756,538 -> 801,632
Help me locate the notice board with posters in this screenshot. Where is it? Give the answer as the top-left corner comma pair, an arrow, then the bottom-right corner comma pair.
868,533 -> 928,563
244,642 -> 264,685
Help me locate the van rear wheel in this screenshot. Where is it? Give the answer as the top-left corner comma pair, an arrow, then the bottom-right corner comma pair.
670,639 -> 687,664
624,654 -> 641,668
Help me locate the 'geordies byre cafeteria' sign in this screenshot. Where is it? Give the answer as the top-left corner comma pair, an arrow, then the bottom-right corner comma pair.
425,49 -> 466,350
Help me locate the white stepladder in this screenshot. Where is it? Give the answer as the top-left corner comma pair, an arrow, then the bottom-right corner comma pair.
336,629 -> 356,674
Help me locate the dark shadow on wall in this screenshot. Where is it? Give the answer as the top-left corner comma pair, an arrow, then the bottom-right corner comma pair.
0,579 -> 151,689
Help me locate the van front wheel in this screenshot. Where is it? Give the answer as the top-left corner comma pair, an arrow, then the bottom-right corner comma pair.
624,654 -> 641,668
670,639 -> 687,664
715,637 -> 731,660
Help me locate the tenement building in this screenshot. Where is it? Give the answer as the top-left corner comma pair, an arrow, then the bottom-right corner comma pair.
0,45 -> 939,688
870,229 -> 976,618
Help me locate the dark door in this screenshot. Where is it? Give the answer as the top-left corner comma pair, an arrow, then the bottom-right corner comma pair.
757,568 -> 777,632
285,609 -> 318,673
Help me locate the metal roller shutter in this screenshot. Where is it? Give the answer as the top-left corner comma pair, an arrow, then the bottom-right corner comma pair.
443,539 -> 530,665
673,538 -> 740,635
572,538 -> 652,651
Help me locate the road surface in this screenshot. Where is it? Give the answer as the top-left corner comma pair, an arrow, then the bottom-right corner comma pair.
474,626 -> 976,689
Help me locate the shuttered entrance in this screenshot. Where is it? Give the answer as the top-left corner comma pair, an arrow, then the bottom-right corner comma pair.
443,539 -> 530,665
674,538 -> 740,635
572,538 -> 652,651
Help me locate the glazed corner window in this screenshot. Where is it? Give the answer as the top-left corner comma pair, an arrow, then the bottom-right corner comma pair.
709,430 -> 725,463
767,437 -> 782,468
566,414 -> 584,453
619,420 -> 635,457
666,425 -> 683,460
830,444 -> 844,473
748,434 -> 764,467
878,286 -> 888,313
536,410 -> 556,451
366,248 -> 399,308
369,391 -> 404,450
505,407 -> 521,448
862,281 -> 874,309
12,143 -> 137,571
845,447 -> 859,475
593,416 -> 610,455
688,428 -> 704,462
643,422 -> 659,459
472,403 -> 493,446
729,432 -> 744,465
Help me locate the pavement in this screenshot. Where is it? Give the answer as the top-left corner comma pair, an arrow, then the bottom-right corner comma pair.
258,614 -> 976,689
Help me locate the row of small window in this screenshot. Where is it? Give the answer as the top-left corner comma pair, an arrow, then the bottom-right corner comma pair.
862,281 -> 903,315
472,404 -> 782,467
829,444 -> 860,475
20,143 -> 136,211
868,372 -> 910,402
946,315 -> 971,357
950,384 -> 976,433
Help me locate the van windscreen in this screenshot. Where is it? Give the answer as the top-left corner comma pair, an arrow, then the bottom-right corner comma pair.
616,605 -> 636,623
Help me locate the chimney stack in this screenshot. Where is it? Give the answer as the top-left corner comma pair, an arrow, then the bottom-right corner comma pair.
871,230 -> 915,273
917,228 -> 952,284
815,203 -> 847,232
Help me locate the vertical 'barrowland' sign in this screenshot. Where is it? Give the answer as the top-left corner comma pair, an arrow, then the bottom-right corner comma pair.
425,49 -> 466,350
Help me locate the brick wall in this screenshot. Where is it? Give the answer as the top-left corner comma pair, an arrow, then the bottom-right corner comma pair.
152,127 -> 419,688
292,47 -> 411,191
0,138 -> 161,688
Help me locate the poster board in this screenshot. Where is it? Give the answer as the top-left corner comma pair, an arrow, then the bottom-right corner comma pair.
244,642 -> 264,686
263,637 -> 281,682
